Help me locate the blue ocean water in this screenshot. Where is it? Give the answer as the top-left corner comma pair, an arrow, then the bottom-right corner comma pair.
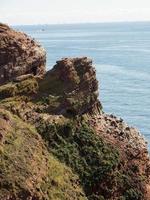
15,22 -> 150,150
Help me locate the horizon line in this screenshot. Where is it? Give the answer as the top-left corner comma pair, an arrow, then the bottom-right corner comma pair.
10,20 -> 150,27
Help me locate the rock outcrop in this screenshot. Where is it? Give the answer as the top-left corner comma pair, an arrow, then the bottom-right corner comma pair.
0,23 -> 150,200
38,57 -> 102,116
0,23 -> 46,84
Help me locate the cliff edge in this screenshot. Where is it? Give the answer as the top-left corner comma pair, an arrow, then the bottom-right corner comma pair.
0,23 -> 150,200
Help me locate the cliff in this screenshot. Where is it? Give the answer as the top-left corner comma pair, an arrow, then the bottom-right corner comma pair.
0,23 -> 150,200
0,23 -> 46,85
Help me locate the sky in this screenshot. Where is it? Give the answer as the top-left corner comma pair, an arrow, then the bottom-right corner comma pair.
1,0 -> 150,25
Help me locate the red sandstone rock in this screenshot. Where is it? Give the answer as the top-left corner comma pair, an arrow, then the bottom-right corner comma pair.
0,23 -> 46,85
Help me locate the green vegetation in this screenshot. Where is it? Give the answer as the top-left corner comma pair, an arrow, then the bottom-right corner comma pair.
37,120 -> 119,199
124,189 -> 142,200
0,110 -> 87,200
0,83 -> 16,99
118,173 -> 143,200
0,77 -> 38,99
36,119 -> 145,200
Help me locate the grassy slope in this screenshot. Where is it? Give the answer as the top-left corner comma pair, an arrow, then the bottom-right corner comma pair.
0,109 -> 86,200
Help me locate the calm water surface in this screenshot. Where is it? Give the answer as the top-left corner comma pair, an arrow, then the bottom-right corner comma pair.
15,22 -> 150,150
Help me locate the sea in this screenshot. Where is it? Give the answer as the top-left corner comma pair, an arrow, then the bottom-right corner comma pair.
14,22 -> 150,150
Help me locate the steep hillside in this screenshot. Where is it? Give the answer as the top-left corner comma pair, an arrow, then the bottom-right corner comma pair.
0,23 -> 150,200
0,109 -> 86,200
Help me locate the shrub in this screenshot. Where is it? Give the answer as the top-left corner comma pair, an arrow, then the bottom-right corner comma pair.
37,120 -> 120,198
124,189 -> 142,200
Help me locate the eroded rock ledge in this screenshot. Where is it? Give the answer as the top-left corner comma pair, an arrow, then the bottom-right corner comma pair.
0,23 -> 150,200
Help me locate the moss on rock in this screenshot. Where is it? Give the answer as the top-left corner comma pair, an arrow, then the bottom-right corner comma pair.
0,77 -> 39,100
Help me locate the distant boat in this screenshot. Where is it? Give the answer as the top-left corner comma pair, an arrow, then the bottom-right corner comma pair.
38,29 -> 45,33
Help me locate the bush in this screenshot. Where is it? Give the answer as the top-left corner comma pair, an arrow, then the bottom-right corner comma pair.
37,120 -> 120,198
124,189 -> 142,200
36,119 -> 145,200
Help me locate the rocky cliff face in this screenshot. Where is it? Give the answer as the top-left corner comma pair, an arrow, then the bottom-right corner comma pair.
0,23 -> 150,200
0,23 -> 46,84
38,57 -> 102,116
